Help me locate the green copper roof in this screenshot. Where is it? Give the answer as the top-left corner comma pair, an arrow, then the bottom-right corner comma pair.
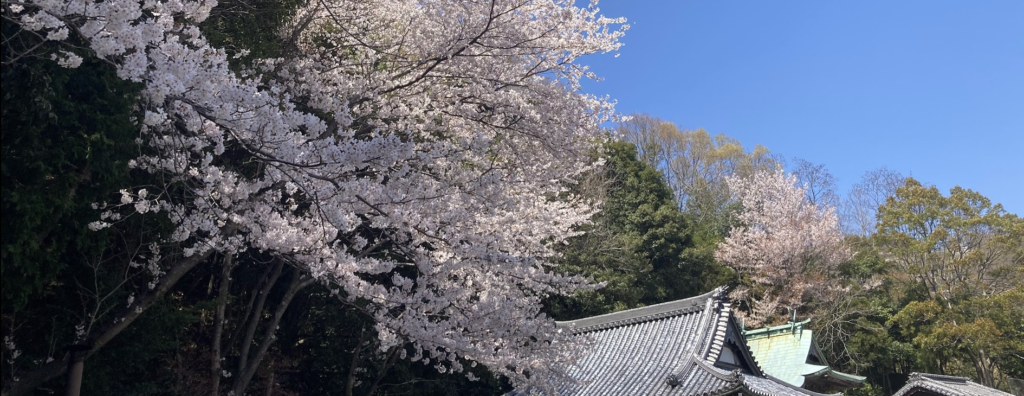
805,366 -> 867,384
743,321 -> 865,389
744,322 -> 816,387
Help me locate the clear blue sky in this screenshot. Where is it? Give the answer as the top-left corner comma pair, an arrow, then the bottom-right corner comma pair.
580,1 -> 1023,215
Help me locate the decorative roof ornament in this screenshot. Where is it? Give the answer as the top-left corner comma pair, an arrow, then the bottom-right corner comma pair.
666,373 -> 683,388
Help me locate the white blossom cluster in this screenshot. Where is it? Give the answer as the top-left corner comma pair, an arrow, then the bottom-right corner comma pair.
13,0 -> 626,387
716,169 -> 850,326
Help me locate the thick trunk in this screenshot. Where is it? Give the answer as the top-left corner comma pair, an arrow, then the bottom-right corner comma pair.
263,364 -> 274,396
971,348 -> 996,388
64,359 -> 83,396
210,255 -> 235,396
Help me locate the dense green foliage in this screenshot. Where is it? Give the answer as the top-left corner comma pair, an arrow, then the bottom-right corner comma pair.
0,40 -> 204,395
1,55 -> 140,309
809,180 -> 1023,395
546,141 -> 731,320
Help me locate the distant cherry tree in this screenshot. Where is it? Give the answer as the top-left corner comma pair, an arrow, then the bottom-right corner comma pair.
715,169 -> 850,326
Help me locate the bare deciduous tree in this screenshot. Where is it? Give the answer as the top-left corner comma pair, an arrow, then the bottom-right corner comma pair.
791,158 -> 840,208
616,114 -> 779,235
841,168 -> 906,236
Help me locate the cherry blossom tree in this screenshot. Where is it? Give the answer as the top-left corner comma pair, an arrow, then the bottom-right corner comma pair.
715,169 -> 850,326
2,0 -> 626,394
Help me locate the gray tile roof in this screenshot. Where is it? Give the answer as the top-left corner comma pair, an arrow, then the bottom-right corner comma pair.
893,373 -> 1013,396
512,288 -> 839,396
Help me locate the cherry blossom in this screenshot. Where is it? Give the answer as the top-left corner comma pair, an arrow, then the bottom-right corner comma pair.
716,169 -> 850,326
9,0 -> 627,389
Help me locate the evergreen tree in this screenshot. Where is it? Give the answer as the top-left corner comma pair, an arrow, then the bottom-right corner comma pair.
547,141 -> 728,320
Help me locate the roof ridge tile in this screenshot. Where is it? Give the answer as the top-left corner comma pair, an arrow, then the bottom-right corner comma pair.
558,287 -> 724,334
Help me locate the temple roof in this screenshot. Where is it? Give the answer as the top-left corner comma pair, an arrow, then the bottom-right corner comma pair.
743,320 -> 865,391
893,373 -> 1013,396
802,366 -> 867,392
511,288 -> 840,396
